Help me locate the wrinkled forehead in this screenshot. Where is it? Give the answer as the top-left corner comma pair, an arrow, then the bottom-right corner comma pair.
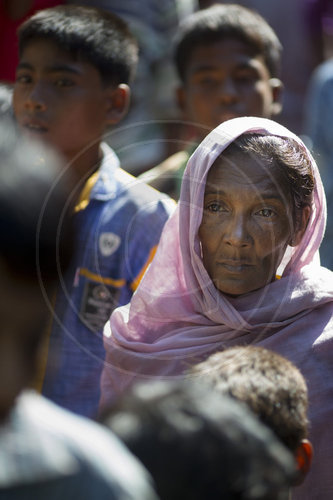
199,129 -> 285,186
205,150 -> 293,207
183,117 -> 317,205
209,146 -> 284,182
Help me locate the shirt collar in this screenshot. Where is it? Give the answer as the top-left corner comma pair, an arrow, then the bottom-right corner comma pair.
89,142 -> 120,201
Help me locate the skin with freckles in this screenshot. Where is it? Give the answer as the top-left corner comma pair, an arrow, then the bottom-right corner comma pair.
199,152 -> 309,296
177,39 -> 282,138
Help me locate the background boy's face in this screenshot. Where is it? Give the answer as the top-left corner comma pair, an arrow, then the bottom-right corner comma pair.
13,39 -> 112,166
177,39 -> 281,138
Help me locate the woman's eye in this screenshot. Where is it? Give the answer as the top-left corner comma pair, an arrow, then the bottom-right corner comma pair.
206,202 -> 227,213
257,208 -> 274,217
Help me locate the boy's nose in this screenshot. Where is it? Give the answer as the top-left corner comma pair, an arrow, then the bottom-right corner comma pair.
218,77 -> 238,104
24,85 -> 47,111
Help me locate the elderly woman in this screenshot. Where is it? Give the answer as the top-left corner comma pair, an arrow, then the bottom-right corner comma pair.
101,117 -> 333,500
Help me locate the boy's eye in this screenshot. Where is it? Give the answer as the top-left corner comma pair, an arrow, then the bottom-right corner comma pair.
194,75 -> 220,88
54,78 -> 75,87
200,77 -> 218,85
234,70 -> 257,83
15,74 -> 32,84
256,208 -> 274,218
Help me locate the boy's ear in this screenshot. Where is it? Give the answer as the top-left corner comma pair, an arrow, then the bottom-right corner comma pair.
105,84 -> 130,125
294,439 -> 313,485
269,78 -> 283,116
290,205 -> 311,247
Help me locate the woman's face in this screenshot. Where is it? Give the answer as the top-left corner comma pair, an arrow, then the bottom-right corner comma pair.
199,152 -> 304,296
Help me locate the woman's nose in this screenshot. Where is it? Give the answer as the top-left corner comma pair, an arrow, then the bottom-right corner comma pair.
223,215 -> 251,247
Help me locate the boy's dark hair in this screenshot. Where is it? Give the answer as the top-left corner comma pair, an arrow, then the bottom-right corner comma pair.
0,116 -> 73,285
17,5 -> 138,85
103,380 -> 295,500
222,133 -> 314,231
175,3 -> 282,83
191,346 -> 309,452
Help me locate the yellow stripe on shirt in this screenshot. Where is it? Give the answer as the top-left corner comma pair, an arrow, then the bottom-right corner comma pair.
79,268 -> 126,287
131,245 -> 158,291
74,171 -> 99,213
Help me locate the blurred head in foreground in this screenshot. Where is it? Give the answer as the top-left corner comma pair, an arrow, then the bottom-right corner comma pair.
103,380 -> 296,500
191,346 -> 313,485
0,116 -> 73,422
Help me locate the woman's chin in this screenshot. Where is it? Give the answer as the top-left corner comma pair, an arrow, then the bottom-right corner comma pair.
214,278 -> 269,297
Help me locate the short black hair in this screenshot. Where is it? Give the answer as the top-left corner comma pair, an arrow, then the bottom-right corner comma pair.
103,380 -> 295,500
175,4 -> 282,83
18,5 -> 138,85
191,346 -> 309,452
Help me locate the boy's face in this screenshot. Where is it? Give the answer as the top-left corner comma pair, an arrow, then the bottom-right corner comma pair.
13,39 -> 114,168
0,267 -> 46,423
177,39 -> 282,138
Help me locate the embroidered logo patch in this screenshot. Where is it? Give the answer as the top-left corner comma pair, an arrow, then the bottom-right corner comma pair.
99,232 -> 121,257
80,282 -> 120,332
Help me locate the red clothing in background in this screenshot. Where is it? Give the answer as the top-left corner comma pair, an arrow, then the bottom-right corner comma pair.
0,0 -> 64,83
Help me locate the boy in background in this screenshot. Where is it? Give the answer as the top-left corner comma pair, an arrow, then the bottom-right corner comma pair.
0,116 -> 157,500
140,3 -> 283,199
13,5 -> 174,418
190,346 -> 313,489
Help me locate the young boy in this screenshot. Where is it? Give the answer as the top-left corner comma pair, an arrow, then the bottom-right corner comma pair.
190,346 -> 313,488
13,5 -> 174,418
140,3 -> 283,199
0,116 -> 157,500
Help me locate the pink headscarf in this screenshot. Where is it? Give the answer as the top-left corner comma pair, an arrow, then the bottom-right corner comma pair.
101,117 -> 333,498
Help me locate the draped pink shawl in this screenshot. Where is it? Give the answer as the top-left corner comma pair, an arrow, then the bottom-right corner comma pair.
101,117 -> 333,499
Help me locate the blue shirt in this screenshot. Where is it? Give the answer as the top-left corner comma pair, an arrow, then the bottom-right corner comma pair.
305,58 -> 333,269
42,144 -> 175,417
